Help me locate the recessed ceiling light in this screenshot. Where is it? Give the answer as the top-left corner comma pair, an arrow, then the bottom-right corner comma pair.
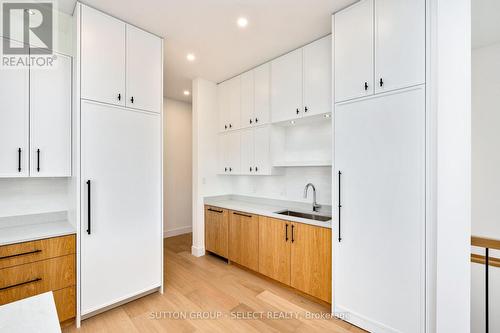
237,17 -> 248,28
183,90 -> 190,96
186,53 -> 196,62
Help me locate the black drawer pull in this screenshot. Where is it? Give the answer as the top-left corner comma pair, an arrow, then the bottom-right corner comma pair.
0,249 -> 42,260
291,225 -> 295,243
36,149 -> 40,172
233,212 -> 252,218
0,277 -> 42,291
18,148 -> 22,172
285,224 -> 289,241
338,171 -> 342,242
87,180 -> 91,235
208,208 -> 223,213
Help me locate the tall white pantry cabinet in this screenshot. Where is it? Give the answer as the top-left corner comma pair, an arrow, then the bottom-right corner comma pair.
75,3 -> 163,321
333,0 -> 426,332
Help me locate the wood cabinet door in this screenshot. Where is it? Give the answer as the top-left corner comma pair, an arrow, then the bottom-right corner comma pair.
271,48 -> 303,123
240,70 -> 254,129
0,38 -> 29,177
333,0 -> 374,102
290,223 -> 332,303
374,0 -> 425,94
229,211 -> 259,271
81,5 -> 126,106
258,217 -> 291,285
303,35 -> 332,117
205,207 -> 229,258
126,25 -> 162,113
30,51 -> 72,177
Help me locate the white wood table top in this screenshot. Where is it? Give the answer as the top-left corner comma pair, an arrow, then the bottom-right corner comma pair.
0,292 -> 61,333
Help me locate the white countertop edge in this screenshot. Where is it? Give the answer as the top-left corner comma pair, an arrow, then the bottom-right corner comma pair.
0,220 -> 76,247
204,195 -> 332,229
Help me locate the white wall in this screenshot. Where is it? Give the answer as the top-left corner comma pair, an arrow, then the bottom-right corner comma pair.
471,42 -> 500,333
163,98 -> 193,237
0,178 -> 69,217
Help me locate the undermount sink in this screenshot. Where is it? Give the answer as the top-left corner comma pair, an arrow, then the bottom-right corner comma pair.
276,210 -> 331,222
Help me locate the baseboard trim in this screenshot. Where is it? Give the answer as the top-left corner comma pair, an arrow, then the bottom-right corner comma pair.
163,226 -> 192,238
191,245 -> 205,257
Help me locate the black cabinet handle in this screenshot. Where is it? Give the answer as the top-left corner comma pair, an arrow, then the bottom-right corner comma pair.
364,82 -> 368,91
285,224 -> 289,241
208,208 -> 223,213
255,118 -> 258,123
304,106 -> 308,113
379,78 -> 384,87
0,249 -> 41,260
17,148 -> 21,172
229,167 -> 232,172
36,149 -> 40,172
233,212 -> 252,218
338,171 -> 342,242
291,225 -> 295,243
118,93 -> 121,101
255,166 -> 258,172
249,119 -> 253,124
0,277 -> 42,291
225,125 -> 228,130
250,167 -> 253,172
130,96 -> 134,103
87,180 -> 91,235
296,108 -> 299,115
229,124 -> 232,128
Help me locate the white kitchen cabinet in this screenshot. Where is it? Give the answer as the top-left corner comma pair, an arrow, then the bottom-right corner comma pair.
218,76 -> 241,131
0,39 -> 29,178
81,5 -> 126,106
126,25 -> 162,113
217,80 -> 230,132
303,35 -> 332,117
374,0 -> 425,93
333,0 -> 374,103
253,126 -> 271,175
253,63 -> 270,126
30,52 -> 72,177
219,131 -> 241,174
271,48 -> 303,123
334,86 -> 425,332
80,101 -> 161,316
240,128 -> 254,175
240,71 -> 255,129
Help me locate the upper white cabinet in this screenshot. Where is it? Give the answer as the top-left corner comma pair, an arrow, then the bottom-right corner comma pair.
271,36 -> 332,123
253,63 -> 271,126
334,0 -> 425,102
0,39 -> 29,177
30,52 -> 72,177
271,48 -> 303,123
333,0 -> 374,102
374,0 -> 425,93
81,5 -> 126,106
240,71 -> 255,128
126,25 -> 162,113
219,131 -> 241,174
218,76 -> 241,131
81,5 -> 162,113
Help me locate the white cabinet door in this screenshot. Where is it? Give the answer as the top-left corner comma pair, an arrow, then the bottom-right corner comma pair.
126,25 -> 162,113
254,63 -> 270,125
0,39 -> 29,177
303,36 -> 332,116
334,0 -> 374,103
240,71 -> 254,129
81,5 -> 126,106
217,81 -> 229,132
227,76 -> 241,130
81,101 -> 161,315
218,134 -> 228,174
240,129 -> 254,175
226,131 -> 241,174
253,126 -> 271,175
30,52 -> 72,177
334,87 -> 425,333
374,0 -> 425,94
271,48 -> 303,122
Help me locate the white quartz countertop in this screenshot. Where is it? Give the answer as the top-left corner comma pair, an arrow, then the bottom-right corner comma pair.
204,195 -> 332,228
0,211 -> 75,246
0,292 -> 61,333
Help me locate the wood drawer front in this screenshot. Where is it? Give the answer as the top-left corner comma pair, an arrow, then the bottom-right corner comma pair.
0,255 -> 75,306
53,286 -> 76,322
0,235 -> 76,269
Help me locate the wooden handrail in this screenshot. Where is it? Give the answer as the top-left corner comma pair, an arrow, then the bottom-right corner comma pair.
471,236 -> 500,251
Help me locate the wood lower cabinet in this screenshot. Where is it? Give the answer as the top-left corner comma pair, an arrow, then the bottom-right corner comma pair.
229,211 -> 259,271
290,222 -> 332,303
258,216 -> 291,285
0,234 -> 76,323
205,206 -> 229,258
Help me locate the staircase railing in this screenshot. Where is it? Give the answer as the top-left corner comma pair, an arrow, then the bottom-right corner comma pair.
471,236 -> 500,333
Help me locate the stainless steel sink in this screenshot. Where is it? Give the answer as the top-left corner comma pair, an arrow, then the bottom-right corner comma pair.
276,210 -> 331,222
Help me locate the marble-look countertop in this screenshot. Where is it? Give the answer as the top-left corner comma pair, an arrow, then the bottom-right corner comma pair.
0,292 -> 61,333
204,195 -> 332,228
0,211 -> 75,246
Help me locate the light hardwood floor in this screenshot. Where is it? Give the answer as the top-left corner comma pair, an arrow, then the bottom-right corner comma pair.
64,233 -> 364,332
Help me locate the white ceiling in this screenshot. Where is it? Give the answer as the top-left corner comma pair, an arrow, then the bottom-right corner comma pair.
68,0 -> 356,103
472,0 -> 500,49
